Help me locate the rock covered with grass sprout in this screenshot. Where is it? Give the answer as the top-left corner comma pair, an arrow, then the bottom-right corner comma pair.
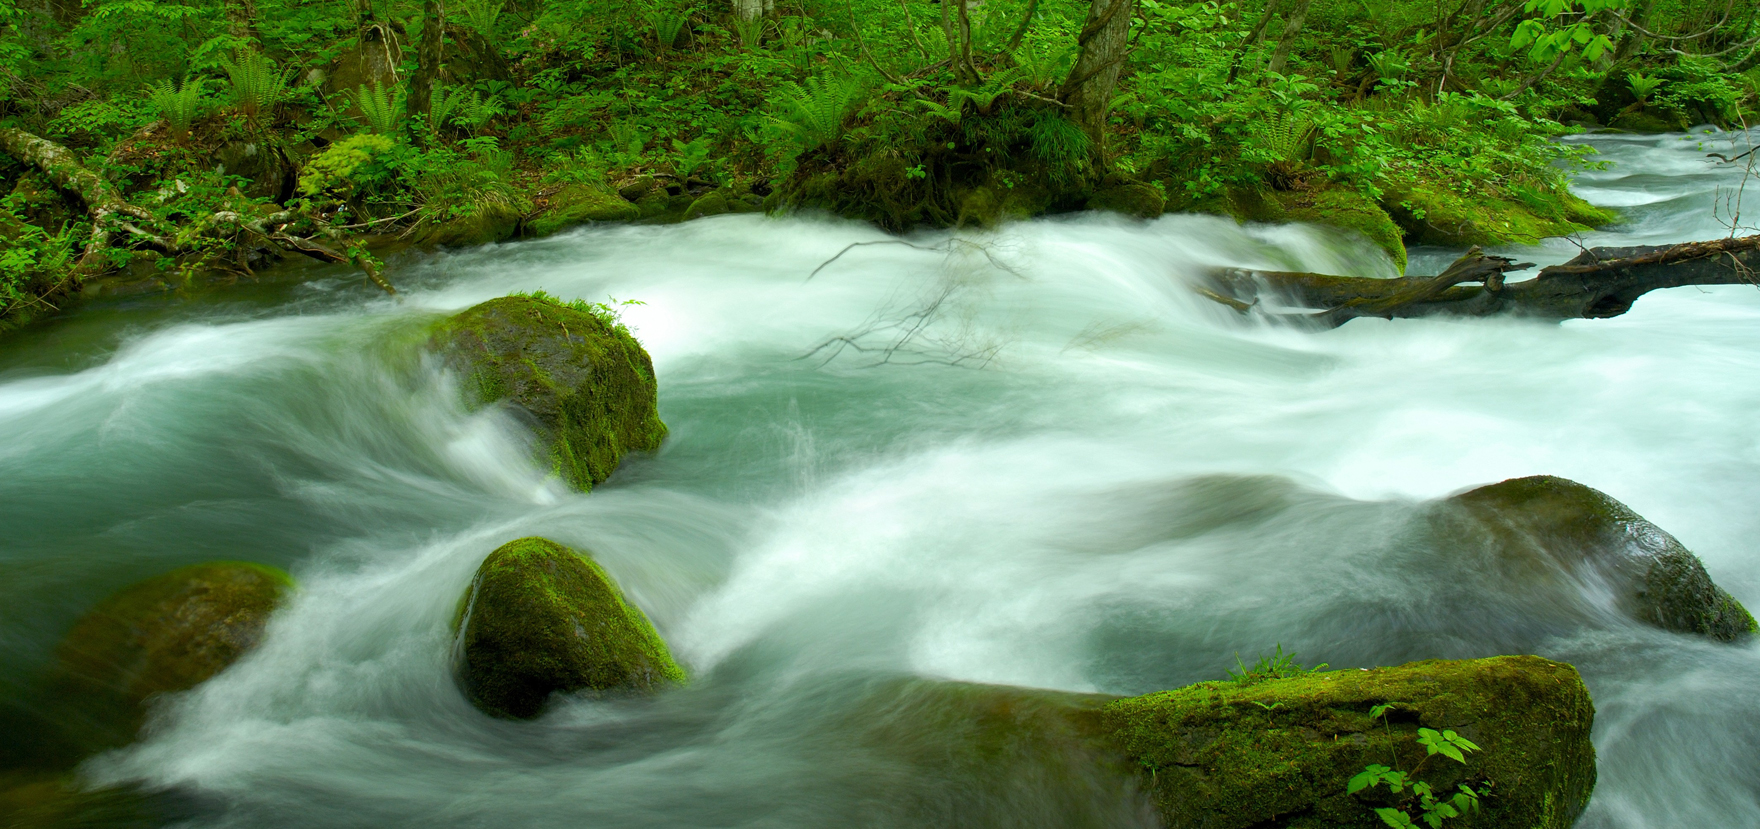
429,292 -> 667,491
452,537 -> 684,719
1438,475 -> 1755,642
1099,655 -> 1595,829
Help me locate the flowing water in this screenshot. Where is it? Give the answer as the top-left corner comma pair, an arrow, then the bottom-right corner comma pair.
3,127 -> 1759,827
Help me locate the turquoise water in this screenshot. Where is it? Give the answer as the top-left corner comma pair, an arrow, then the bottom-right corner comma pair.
3,127 -> 1759,826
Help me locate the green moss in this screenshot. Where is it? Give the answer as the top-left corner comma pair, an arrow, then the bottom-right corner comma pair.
1087,182 -> 1167,220
527,183 -> 641,237
414,201 -> 523,248
1099,655 -> 1596,829
452,537 -> 684,719
0,771 -> 189,829
1382,181 -> 1618,247
1446,476 -> 1756,642
43,562 -> 294,754
428,294 -> 667,491
1280,186 -> 1409,275
682,189 -> 731,221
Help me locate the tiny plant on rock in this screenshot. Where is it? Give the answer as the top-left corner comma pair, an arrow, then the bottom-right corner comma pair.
1349,703 -> 1483,828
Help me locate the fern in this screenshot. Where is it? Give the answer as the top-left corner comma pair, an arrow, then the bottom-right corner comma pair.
346,82 -> 405,136
145,77 -> 205,142
733,15 -> 764,49
1014,40 -> 1075,91
457,0 -> 503,43
218,50 -> 291,126
770,71 -> 869,149
1252,112 -> 1313,164
427,82 -> 471,139
648,8 -> 689,51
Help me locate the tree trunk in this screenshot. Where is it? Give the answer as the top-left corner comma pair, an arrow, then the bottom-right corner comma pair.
225,0 -> 259,41
1198,236 -> 1760,325
1061,0 -> 1134,156
408,0 -> 445,124
733,0 -> 769,21
1265,0 -> 1311,75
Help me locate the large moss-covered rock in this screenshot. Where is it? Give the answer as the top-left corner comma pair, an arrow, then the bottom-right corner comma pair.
1380,181 -> 1617,247
429,294 -> 667,491
44,562 -> 294,753
1279,186 -> 1408,275
452,537 -> 684,718
1087,182 -> 1167,219
414,202 -> 523,248
1100,655 -> 1596,829
526,182 -> 640,237
1439,475 -> 1755,641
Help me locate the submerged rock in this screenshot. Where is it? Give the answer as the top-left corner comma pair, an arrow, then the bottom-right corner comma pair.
428,294 -> 667,491
1100,655 -> 1596,829
453,537 -> 684,719
1441,475 -> 1755,641
44,562 -> 294,752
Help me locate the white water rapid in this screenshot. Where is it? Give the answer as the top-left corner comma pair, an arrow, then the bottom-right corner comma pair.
2,127 -> 1758,827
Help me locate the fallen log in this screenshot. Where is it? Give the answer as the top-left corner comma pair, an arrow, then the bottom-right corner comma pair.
0,127 -> 395,305
1201,234 -> 1760,326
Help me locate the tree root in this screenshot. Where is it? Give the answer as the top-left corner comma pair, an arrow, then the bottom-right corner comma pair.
1199,234 -> 1760,325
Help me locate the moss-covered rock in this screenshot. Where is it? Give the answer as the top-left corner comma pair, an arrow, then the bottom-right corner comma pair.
1609,110 -> 1682,133
1100,655 -> 1596,829
43,562 -> 294,753
452,537 -> 684,719
526,182 -> 640,237
427,294 -> 666,491
414,202 -> 523,248
0,771 -> 199,829
1087,182 -> 1166,219
1439,475 -> 1756,641
682,189 -> 731,221
1279,186 -> 1408,274
1381,181 -> 1617,247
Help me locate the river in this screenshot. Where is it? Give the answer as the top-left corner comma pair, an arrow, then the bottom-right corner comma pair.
2,127 -> 1758,827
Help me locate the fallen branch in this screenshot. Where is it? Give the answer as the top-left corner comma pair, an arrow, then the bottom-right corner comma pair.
0,127 -> 396,300
1199,234 -> 1760,325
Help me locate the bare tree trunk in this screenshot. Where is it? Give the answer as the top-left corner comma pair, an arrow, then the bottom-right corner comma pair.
407,0 -> 445,124
733,0 -> 765,21
225,0 -> 259,41
1060,0 -> 1134,156
1265,0 -> 1311,75
1227,0 -> 1282,82
1199,235 -> 1760,325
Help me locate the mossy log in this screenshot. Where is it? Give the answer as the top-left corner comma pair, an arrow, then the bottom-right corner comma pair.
452,537 -> 684,719
1100,655 -> 1596,829
0,127 -> 394,298
1200,234 -> 1760,325
428,294 -> 666,491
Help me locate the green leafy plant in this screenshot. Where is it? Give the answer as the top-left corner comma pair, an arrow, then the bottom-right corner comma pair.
515,289 -> 644,336
1627,71 -> 1662,106
1227,645 -> 1327,685
770,71 -> 870,150
1509,0 -> 1623,64
145,77 -> 205,143
733,15 -> 764,49
649,7 -> 690,51
298,132 -> 402,198
1349,704 -> 1484,829
346,82 -> 405,136
670,136 -> 715,180
457,0 -> 503,43
218,49 -> 291,127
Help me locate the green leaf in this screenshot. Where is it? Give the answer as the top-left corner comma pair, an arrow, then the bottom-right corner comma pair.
1375,807 -> 1419,829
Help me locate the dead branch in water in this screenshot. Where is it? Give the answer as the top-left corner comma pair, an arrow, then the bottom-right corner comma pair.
1199,234 -> 1760,326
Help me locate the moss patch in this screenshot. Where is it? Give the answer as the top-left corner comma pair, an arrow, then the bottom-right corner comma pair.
428,294 -> 667,491
1443,475 -> 1756,641
1087,182 -> 1167,219
452,537 -> 684,719
414,202 -> 523,248
43,562 -> 294,754
526,183 -> 641,237
1381,181 -> 1618,247
1099,655 -> 1596,829
1279,185 -> 1409,274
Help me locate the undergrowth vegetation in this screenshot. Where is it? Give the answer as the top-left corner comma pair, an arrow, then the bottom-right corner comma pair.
0,0 -> 1755,323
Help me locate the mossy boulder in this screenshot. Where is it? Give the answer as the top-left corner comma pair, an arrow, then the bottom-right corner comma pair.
452,537 -> 685,719
43,562 -> 294,753
0,771 -> 198,829
526,182 -> 640,237
1087,182 -> 1167,220
1279,186 -> 1408,274
1100,655 -> 1595,829
428,294 -> 666,491
1381,181 -> 1617,247
414,202 -> 523,248
682,189 -> 731,221
1439,475 -> 1755,641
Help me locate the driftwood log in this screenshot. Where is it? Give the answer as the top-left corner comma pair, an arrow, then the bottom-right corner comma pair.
0,127 -> 394,300
1200,235 -> 1760,326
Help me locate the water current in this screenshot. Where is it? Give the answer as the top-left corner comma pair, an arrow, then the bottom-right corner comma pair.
3,127 -> 1759,827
